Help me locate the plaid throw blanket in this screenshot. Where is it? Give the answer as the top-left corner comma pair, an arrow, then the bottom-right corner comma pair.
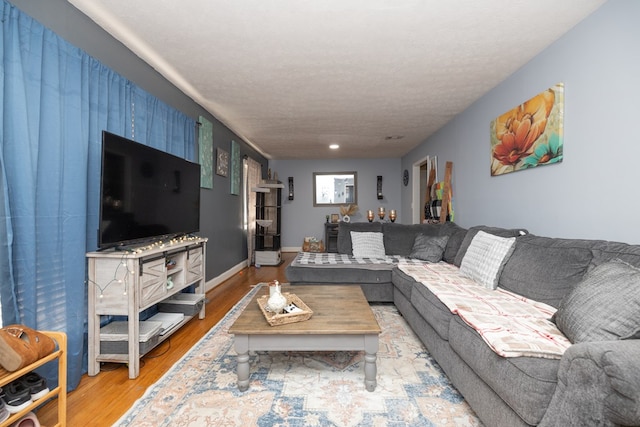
292,252 -> 426,270
398,262 -> 571,359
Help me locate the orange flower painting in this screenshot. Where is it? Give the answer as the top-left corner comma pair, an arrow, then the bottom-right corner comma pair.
490,83 -> 564,176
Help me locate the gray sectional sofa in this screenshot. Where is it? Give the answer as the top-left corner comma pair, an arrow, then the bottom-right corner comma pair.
285,221 -> 640,427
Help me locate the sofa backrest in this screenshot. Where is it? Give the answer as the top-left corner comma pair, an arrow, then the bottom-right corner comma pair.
382,223 -> 441,256
498,234 -> 640,308
589,240 -> 640,268
440,222 -> 468,264
498,235 -> 594,307
337,221 -> 467,262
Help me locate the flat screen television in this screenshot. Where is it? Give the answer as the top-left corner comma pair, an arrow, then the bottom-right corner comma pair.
98,131 -> 201,249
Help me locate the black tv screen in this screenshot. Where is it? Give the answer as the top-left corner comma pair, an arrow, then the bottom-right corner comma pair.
98,131 -> 201,249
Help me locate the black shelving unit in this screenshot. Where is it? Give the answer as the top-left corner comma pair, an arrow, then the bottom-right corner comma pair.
254,180 -> 283,265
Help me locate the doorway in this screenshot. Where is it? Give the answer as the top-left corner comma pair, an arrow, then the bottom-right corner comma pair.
411,156 -> 437,224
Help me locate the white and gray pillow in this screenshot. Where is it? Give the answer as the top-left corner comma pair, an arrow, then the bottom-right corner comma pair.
350,231 -> 386,258
459,230 -> 516,289
554,259 -> 640,343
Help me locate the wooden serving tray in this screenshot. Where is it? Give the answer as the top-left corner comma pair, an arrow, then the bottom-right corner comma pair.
257,292 -> 313,326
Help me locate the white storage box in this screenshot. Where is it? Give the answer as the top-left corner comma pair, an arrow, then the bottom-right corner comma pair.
158,293 -> 205,317
100,320 -> 162,355
255,250 -> 281,266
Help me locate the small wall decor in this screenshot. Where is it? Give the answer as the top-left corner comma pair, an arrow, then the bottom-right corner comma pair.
330,213 -> 340,223
288,177 -> 294,200
230,140 -> 240,194
490,82 -> 564,176
198,116 -> 213,189
377,175 -> 383,199
216,147 -> 229,177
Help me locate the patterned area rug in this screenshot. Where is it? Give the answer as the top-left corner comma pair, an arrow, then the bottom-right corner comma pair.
115,286 -> 482,426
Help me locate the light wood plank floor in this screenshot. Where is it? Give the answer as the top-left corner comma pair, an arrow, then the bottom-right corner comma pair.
36,252 -> 296,427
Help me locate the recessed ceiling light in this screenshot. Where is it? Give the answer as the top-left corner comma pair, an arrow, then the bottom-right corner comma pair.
329,144 -> 340,149
384,135 -> 404,140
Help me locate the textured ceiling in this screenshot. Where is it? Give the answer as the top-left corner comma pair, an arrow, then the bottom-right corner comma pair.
68,0 -> 606,159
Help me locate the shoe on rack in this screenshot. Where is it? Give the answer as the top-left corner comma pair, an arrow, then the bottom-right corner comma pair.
19,372 -> 49,401
9,411 -> 40,427
0,325 -> 55,371
0,396 -> 9,423
0,381 -> 31,414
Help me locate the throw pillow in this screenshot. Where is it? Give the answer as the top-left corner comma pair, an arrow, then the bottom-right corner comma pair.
337,222 -> 382,254
454,226 -> 527,267
459,230 -> 516,289
350,231 -> 386,258
554,259 -> 640,343
409,234 -> 449,262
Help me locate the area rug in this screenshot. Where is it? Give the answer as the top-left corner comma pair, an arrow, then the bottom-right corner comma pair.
115,286 -> 482,427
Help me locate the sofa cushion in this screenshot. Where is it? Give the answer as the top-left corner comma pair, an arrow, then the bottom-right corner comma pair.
453,225 -> 527,267
350,231 -> 386,258
411,281 -> 453,340
392,268 -> 415,301
498,234 -> 594,308
409,235 -> 449,262
554,259 -> 640,343
448,315 -> 559,425
382,223 -> 440,256
459,231 -> 516,290
337,222 -> 382,254
441,222 -> 468,264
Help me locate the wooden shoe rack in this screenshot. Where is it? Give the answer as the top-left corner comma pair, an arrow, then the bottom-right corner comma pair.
0,331 -> 67,427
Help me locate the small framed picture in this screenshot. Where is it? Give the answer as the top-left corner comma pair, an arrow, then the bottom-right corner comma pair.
330,213 -> 340,223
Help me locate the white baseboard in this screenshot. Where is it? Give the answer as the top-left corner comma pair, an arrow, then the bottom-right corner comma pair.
204,251 -> 301,292
204,259 -> 249,293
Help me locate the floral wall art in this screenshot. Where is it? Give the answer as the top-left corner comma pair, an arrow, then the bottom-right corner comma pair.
490,83 -> 564,176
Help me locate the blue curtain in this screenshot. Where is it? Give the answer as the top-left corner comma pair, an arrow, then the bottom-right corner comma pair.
132,88 -> 195,160
0,1 -> 196,390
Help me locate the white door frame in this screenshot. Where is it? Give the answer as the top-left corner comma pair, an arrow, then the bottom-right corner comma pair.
411,156 -> 427,224
411,156 -> 437,224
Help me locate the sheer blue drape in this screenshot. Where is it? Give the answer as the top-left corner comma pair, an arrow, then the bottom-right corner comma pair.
0,1 -> 196,390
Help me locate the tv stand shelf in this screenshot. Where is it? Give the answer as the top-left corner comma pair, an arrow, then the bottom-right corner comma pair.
86,236 -> 207,379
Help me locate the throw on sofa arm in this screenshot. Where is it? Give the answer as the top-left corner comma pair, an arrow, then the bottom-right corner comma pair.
540,340 -> 640,427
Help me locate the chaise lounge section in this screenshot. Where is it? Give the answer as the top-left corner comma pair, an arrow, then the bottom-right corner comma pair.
286,222 -> 640,426
285,221 -> 467,302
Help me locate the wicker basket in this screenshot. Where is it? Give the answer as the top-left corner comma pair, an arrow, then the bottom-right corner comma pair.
257,292 -> 313,326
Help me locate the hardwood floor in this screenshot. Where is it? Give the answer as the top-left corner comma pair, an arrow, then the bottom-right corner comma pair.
36,252 -> 296,427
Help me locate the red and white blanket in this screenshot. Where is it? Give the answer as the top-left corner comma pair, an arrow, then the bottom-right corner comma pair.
398,262 -> 571,359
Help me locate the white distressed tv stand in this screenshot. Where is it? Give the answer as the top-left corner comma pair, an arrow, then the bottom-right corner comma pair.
86,236 -> 207,379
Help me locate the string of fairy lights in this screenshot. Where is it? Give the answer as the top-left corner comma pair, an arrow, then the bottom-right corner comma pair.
88,253 -> 135,299
88,235 -> 202,300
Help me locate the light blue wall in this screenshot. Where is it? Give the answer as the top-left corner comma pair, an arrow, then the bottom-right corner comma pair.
269,158 -> 401,249
402,0 -> 640,244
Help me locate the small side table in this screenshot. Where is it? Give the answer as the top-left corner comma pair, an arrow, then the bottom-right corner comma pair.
324,222 -> 339,253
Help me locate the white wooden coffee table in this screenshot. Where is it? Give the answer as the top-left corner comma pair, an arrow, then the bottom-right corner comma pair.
229,285 -> 381,392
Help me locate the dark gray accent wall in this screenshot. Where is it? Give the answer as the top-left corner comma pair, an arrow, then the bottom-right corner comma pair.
401,0 -> 639,244
9,0 -> 267,279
